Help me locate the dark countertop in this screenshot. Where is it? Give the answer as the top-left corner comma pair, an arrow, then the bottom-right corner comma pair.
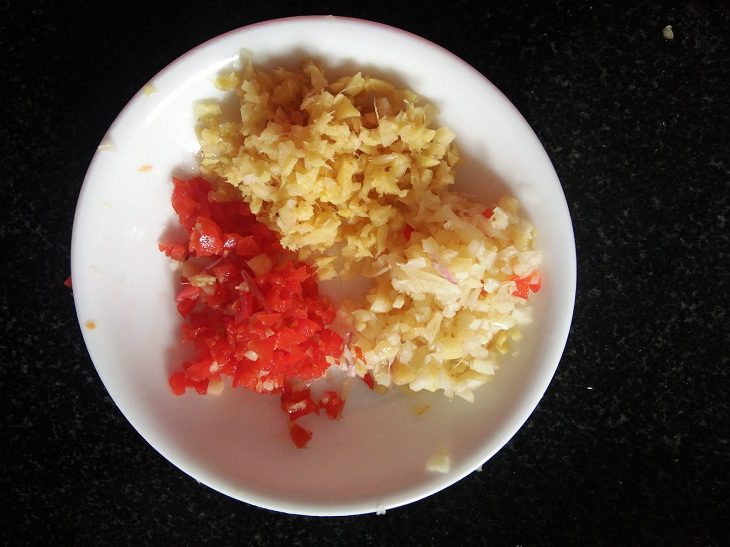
2,1 -> 727,545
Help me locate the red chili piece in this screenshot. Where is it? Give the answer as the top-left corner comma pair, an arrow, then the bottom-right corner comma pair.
511,274 -> 542,299
289,423 -> 313,449
403,224 -> 414,241
319,391 -> 345,420
362,372 -> 375,390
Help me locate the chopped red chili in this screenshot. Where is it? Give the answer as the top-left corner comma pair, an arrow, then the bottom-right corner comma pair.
289,423 -> 313,449
280,386 -> 319,421
162,176 -> 347,448
403,224 -> 414,241
511,273 -> 542,299
169,371 -> 187,396
353,346 -> 366,363
319,390 -> 345,420
158,243 -> 188,261
362,372 -> 375,390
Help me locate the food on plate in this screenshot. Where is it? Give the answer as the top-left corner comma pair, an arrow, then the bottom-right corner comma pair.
345,193 -> 541,402
160,176 -> 346,447
162,59 -> 542,445
196,60 -> 458,278
425,445 -> 451,474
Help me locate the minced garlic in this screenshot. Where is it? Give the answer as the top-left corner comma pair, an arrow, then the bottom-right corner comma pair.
349,194 -> 541,402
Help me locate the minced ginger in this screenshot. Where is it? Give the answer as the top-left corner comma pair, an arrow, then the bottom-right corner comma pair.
197,60 -> 458,278
195,60 -> 541,402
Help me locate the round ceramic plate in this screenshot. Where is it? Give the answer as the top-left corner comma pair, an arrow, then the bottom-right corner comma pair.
72,16 -> 576,516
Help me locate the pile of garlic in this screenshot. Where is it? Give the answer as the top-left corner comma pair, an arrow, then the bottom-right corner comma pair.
347,193 -> 541,402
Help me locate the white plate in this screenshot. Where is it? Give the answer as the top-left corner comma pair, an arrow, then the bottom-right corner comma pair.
72,16 -> 576,516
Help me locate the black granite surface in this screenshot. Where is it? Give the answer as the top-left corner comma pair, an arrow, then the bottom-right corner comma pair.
1,1 -> 728,545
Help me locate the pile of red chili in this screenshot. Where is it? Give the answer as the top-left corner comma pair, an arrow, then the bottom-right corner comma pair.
160,177 -> 346,448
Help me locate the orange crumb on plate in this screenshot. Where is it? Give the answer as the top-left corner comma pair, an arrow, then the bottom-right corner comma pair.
411,404 -> 430,416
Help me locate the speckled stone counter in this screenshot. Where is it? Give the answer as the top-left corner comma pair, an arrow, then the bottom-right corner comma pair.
2,1 -> 727,545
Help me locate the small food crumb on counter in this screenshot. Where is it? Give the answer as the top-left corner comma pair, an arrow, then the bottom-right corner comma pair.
662,25 -> 674,40
97,136 -> 116,152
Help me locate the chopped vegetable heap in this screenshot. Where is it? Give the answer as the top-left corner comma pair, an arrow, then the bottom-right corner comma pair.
162,60 -> 543,447
160,176 -> 345,447
345,193 -> 541,402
